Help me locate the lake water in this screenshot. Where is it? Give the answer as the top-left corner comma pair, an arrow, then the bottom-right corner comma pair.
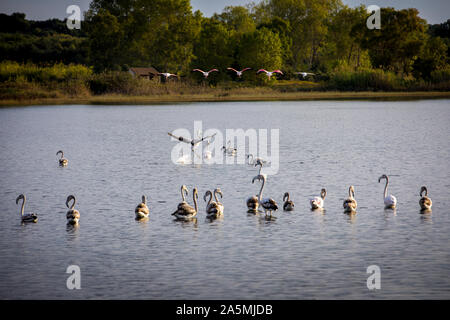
0,99 -> 449,299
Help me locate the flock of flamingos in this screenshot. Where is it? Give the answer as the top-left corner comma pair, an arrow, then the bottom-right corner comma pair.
15,146 -> 433,224
157,68 -> 315,81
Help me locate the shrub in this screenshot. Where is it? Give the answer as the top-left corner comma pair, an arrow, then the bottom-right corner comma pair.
327,69 -> 402,91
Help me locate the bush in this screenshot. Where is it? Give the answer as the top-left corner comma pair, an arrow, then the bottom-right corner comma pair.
0,60 -> 92,82
430,68 -> 450,83
327,69 -> 402,91
88,71 -> 140,95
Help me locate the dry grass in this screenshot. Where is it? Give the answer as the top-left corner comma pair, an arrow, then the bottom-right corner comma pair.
2,90 -> 450,107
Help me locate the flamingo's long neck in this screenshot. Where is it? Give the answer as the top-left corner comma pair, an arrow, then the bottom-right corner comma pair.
181,187 -> 186,202
70,198 -> 76,210
20,198 -> 25,217
258,177 -> 265,202
384,178 -> 388,199
213,190 -> 220,203
193,192 -> 198,213
206,192 -> 212,206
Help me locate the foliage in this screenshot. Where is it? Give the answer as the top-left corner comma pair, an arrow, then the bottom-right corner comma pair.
192,19 -> 234,82
238,28 -> 283,83
0,1 -> 449,89
0,61 -> 92,82
359,8 -> 428,74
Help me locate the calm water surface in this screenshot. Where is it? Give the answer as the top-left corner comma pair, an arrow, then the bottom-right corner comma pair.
0,100 -> 449,299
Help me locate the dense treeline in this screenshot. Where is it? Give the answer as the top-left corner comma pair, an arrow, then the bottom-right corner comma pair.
1,0 -> 450,95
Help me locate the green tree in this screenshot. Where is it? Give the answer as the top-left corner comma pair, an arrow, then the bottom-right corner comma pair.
320,5 -> 369,72
257,17 -> 292,72
86,0 -> 200,73
265,0 -> 341,70
213,6 -> 256,35
360,7 -> 427,74
192,18 -> 233,82
238,27 -> 283,83
412,36 -> 448,79
86,9 -> 124,71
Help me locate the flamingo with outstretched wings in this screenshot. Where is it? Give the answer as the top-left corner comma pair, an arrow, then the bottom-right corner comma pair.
168,131 -> 217,151
257,69 -> 283,80
227,67 -> 251,78
158,72 -> 178,80
192,69 -> 219,78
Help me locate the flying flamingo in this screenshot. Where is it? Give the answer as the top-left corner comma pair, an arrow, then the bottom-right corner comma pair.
192,69 -> 219,78
227,67 -> 251,78
157,73 -> 178,80
295,72 -> 315,78
257,69 -> 283,80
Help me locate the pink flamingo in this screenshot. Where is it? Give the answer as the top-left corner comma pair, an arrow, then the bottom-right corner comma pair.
192,69 -> 219,78
227,67 -> 251,78
158,73 -> 178,80
257,69 -> 283,80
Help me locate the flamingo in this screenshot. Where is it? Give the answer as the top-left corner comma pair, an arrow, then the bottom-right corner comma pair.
254,159 -> 266,177
213,188 -> 224,214
283,192 -> 295,211
227,67 -> 251,78
253,174 -> 278,216
257,69 -> 283,80
419,186 -> 432,212
66,195 -> 80,225
221,140 -> 236,156
172,187 -> 198,220
343,186 -> 357,213
16,194 -> 38,223
247,192 -> 259,213
246,154 -> 269,165
135,195 -> 150,220
157,72 -> 178,80
295,72 -> 315,78
310,188 -> 326,210
176,149 -> 192,164
378,174 -> 397,209
204,190 -> 222,218
192,69 -> 219,78
56,150 -> 68,167
168,132 -> 217,152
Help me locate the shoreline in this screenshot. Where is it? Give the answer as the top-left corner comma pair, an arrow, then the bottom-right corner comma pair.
1,91 -> 450,106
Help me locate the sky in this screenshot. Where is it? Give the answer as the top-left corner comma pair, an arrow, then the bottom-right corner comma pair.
0,0 -> 448,24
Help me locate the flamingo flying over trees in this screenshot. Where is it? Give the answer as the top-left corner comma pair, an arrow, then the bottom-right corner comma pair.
227,67 -> 251,78
295,72 -> 315,78
257,69 -> 283,80
157,72 -> 178,80
192,69 -> 219,78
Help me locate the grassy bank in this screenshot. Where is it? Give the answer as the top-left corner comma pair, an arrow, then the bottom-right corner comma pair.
1,61 -> 450,106
2,91 -> 450,107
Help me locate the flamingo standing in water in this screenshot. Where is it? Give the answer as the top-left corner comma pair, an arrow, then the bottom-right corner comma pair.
192,69 -> 219,78
378,174 -> 397,209
16,194 -> 38,223
257,69 -> 283,80
227,67 -> 251,78
419,186 -> 432,212
252,174 -> 278,216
